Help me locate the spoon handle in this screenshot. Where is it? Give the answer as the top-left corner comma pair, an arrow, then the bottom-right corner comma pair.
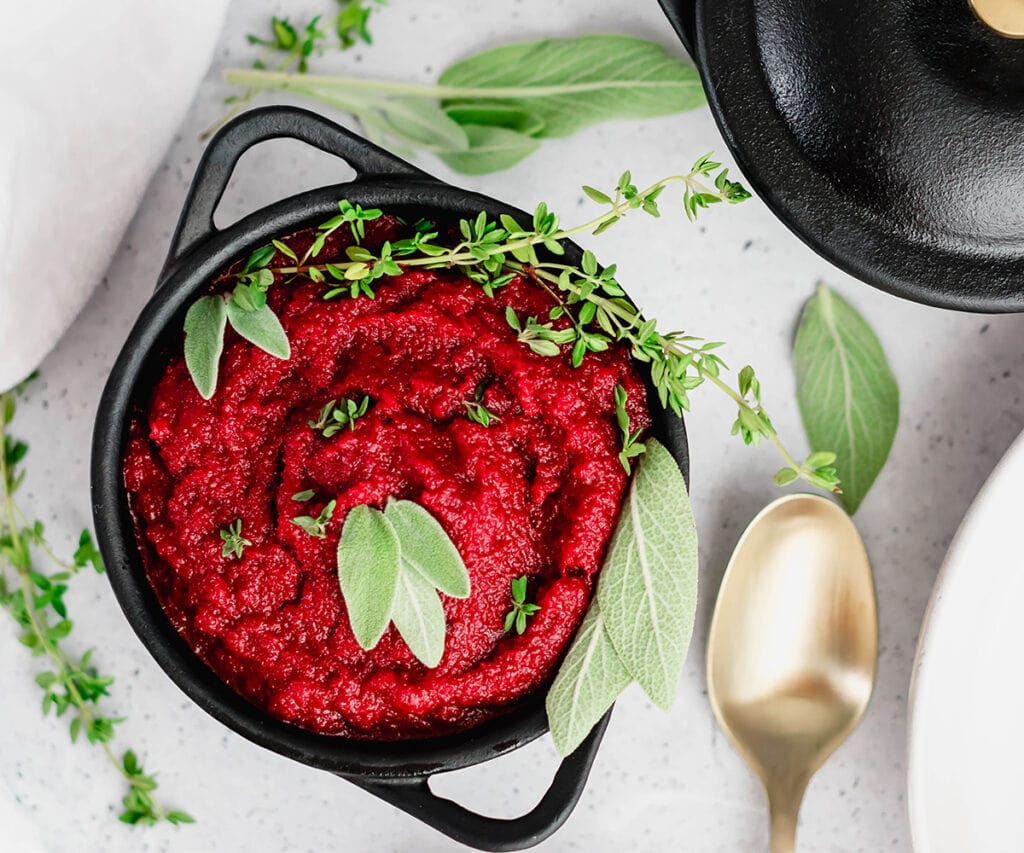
769,803 -> 797,853
768,782 -> 805,853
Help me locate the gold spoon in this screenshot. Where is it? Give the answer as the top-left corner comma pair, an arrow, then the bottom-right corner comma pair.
706,494 -> 877,853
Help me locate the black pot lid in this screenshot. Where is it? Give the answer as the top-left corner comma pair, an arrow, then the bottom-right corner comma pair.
665,0 -> 1024,312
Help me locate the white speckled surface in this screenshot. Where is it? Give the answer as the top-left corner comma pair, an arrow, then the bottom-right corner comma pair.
3,2 -> 1024,851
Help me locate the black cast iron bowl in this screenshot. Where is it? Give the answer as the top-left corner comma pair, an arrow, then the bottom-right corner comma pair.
91,106 -> 689,852
658,0 -> 1024,312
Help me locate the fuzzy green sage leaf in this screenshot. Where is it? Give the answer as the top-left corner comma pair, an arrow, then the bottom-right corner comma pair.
183,295 -> 227,400
546,599 -> 631,756
336,500 -> 472,666
437,124 -> 541,175
390,562 -> 447,668
546,437 -> 697,755
443,101 -> 546,136
384,499 -> 470,598
380,97 -> 470,151
220,35 -> 706,174
225,300 -> 291,360
793,284 -> 899,514
337,505 -> 401,649
438,35 -> 704,138
597,437 -> 697,710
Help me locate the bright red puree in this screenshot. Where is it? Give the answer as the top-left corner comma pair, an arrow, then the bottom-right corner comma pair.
124,216 -> 650,739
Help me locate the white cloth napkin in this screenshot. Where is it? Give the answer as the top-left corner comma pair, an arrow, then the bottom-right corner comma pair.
0,0 -> 229,391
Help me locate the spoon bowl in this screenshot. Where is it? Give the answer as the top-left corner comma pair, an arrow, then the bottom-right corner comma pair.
707,494 -> 877,852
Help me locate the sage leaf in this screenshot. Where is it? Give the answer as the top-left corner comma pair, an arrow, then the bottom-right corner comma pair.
546,599 -> 631,756
223,35 -> 709,175
793,284 -> 899,514
391,563 -> 447,668
337,505 -> 401,649
225,300 -> 291,360
380,97 -> 469,151
444,101 -> 546,136
384,499 -> 470,598
438,125 -> 540,175
439,36 -> 704,138
183,295 -> 227,400
597,438 -> 697,710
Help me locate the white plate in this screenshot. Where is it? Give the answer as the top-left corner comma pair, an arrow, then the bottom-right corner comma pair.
908,429 -> 1024,852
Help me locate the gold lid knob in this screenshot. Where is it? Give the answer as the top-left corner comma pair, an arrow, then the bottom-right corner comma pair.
970,0 -> 1024,38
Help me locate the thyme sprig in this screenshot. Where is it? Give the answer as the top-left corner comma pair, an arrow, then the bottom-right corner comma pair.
614,384 -> 646,473
247,2 -> 383,70
309,396 -> 371,436
220,519 -> 251,559
187,154 -> 839,492
504,576 -> 541,635
463,385 -> 500,427
207,1 -> 385,139
0,382 -> 192,827
291,499 -> 337,538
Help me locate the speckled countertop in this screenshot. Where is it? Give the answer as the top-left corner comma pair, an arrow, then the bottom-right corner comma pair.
3,2 -> 1024,851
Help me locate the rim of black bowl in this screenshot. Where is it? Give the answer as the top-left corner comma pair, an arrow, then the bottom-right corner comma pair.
91,179 -> 690,779
694,0 -> 1024,313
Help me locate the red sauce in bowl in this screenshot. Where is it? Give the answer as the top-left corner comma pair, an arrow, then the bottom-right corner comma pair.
124,216 -> 649,739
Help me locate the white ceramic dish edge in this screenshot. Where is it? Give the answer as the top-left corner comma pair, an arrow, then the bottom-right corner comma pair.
908,427 -> 1024,852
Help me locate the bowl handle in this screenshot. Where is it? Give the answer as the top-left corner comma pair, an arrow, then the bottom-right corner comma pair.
657,0 -> 697,56
349,711 -> 611,852
160,106 -> 430,286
